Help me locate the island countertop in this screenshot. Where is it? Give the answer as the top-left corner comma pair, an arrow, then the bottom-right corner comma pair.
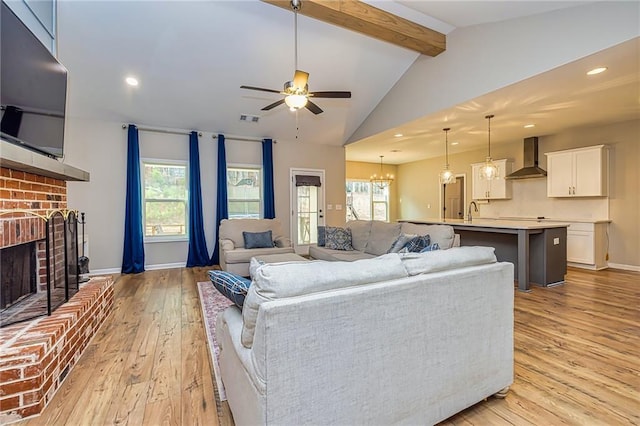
401,218 -> 570,230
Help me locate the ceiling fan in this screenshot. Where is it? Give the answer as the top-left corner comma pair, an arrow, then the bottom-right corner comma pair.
240,0 -> 351,115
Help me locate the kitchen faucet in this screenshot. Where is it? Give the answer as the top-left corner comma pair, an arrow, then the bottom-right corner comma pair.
467,201 -> 479,222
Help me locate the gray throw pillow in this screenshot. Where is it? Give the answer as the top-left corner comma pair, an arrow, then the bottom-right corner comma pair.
243,230 -> 274,249
387,233 -> 417,253
325,226 -> 354,251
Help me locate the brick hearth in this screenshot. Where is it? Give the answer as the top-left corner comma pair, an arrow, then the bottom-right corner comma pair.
0,276 -> 114,423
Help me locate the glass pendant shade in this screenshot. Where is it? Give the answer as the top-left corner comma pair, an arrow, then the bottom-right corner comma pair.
285,94 -> 308,110
479,114 -> 499,180
439,127 -> 456,184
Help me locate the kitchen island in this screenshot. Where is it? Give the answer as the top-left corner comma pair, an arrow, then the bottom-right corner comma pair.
402,218 -> 569,291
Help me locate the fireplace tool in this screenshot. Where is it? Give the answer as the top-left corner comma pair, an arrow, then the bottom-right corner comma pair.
78,212 -> 90,282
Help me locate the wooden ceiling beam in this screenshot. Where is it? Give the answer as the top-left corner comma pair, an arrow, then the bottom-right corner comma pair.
261,0 -> 446,57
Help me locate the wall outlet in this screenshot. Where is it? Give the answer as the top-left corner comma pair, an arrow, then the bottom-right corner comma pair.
327,204 -> 333,210
553,238 -> 560,245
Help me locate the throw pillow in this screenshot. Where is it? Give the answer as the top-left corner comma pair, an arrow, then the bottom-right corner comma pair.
324,226 -> 354,251
387,233 -> 417,253
403,235 -> 431,253
208,270 -> 251,308
243,230 -> 274,249
317,226 -> 326,247
419,242 -> 440,252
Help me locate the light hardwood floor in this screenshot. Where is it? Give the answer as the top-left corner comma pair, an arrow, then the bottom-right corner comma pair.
19,266 -> 639,425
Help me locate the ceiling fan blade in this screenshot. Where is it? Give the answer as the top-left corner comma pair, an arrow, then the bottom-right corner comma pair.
261,98 -> 286,111
240,85 -> 282,94
293,70 -> 309,90
305,100 -> 323,115
309,91 -> 352,99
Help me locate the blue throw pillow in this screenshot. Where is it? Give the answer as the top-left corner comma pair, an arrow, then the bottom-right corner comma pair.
388,233 -> 417,253
403,235 -> 431,253
419,242 -> 440,253
325,226 -> 354,251
208,270 -> 251,308
243,230 -> 274,249
317,226 -> 326,247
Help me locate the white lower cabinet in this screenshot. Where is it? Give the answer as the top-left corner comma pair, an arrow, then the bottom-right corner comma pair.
566,222 -> 609,270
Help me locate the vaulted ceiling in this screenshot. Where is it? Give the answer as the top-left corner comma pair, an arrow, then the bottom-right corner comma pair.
56,1 -> 638,164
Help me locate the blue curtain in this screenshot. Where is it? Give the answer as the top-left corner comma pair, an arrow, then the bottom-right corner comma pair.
262,138 -> 275,219
122,124 -> 145,274
211,134 -> 228,266
186,131 -> 210,267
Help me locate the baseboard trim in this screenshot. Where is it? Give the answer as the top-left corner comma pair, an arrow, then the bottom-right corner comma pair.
607,263 -> 640,272
90,262 -> 187,276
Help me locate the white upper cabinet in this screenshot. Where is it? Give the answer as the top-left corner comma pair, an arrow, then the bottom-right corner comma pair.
471,159 -> 513,200
546,145 -> 608,197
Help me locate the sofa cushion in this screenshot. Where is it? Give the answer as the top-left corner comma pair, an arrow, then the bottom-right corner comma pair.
219,218 -> 285,248
400,223 -> 455,249
403,235 -> 431,253
325,227 -> 353,251
241,254 -> 408,348
346,220 -> 371,251
243,230 -> 274,249
317,226 -> 326,247
400,246 -> 497,276
364,221 -> 401,256
208,270 -> 251,308
224,247 -> 295,264
387,233 -> 417,253
309,245 -> 375,262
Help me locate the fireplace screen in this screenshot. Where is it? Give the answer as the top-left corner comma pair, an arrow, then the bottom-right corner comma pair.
0,210 -> 80,327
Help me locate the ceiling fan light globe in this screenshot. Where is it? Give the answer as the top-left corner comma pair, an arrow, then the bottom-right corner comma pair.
285,94 -> 308,110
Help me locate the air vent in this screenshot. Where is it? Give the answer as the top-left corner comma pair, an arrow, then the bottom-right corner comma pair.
240,114 -> 260,123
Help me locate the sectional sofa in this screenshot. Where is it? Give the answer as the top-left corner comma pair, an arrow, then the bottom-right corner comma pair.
216,247 -> 514,425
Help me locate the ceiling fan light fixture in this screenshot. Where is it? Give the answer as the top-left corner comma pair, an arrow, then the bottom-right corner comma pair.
285,94 -> 308,110
479,114 -> 500,180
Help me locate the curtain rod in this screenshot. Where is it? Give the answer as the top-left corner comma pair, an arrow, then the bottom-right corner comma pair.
211,134 -> 277,144
121,124 -> 202,137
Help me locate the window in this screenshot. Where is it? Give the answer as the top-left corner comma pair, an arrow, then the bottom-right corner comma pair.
143,161 -> 188,239
227,166 -> 262,219
346,180 -> 389,222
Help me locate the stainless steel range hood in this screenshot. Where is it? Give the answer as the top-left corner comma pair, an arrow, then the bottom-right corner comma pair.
505,137 -> 547,179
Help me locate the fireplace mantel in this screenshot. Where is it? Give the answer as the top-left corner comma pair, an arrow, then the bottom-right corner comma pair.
0,140 -> 89,182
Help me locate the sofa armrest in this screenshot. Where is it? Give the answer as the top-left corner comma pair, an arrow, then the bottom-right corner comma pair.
274,236 -> 292,248
220,238 -> 235,251
453,234 -> 461,247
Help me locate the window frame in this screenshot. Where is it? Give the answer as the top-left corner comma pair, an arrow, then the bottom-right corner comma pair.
141,158 -> 189,243
227,163 -> 263,219
346,179 -> 390,222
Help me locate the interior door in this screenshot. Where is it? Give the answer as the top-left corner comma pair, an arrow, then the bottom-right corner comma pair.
290,169 -> 325,255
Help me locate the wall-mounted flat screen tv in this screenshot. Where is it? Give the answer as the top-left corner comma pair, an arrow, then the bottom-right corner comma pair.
1,1 -> 67,158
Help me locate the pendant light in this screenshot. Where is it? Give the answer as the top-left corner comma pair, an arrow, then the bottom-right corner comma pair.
479,114 -> 499,180
439,127 -> 456,184
370,155 -> 394,189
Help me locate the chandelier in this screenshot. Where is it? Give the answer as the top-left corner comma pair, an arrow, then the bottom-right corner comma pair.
370,155 -> 394,189
439,127 -> 456,184
479,114 -> 499,180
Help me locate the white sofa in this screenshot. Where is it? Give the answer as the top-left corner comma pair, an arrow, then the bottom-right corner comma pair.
218,218 -> 294,276
309,219 -> 460,261
216,247 -> 514,425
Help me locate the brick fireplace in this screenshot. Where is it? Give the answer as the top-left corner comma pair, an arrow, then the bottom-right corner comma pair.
0,157 -> 113,423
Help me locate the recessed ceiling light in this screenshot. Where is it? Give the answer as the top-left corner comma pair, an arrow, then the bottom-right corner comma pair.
390,149 -> 402,152
587,67 -> 607,75
125,76 -> 139,86
394,133 -> 403,137
451,142 -> 459,146
524,124 -> 535,128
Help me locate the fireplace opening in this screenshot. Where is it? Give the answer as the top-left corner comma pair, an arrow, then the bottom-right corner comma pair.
0,211 -> 79,327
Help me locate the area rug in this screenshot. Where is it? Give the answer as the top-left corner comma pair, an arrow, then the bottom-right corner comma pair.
197,281 -> 233,401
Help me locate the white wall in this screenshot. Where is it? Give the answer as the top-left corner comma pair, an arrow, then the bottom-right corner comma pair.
349,1 -> 640,142
63,117 -> 344,271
